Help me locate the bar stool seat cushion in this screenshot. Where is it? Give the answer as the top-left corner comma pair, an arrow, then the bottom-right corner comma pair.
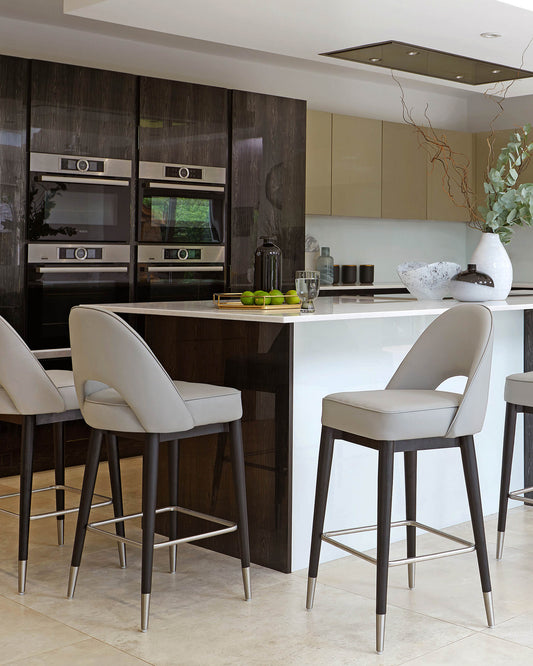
46,370 -> 79,411
504,371 -> 533,407
322,389 -> 462,441
0,369 -> 78,415
83,380 -> 242,433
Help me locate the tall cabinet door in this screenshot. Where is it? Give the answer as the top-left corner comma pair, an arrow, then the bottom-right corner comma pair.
230,90 -> 306,292
30,60 -> 137,159
0,55 -> 28,334
139,78 -> 228,167
306,110 -> 332,215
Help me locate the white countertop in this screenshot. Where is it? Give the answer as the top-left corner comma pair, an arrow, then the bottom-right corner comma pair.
97,291 -> 533,324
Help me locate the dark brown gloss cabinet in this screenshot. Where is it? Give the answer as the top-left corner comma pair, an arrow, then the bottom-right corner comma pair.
30,60 -> 136,159
0,55 -> 28,333
139,77 -> 228,167
230,90 -> 306,292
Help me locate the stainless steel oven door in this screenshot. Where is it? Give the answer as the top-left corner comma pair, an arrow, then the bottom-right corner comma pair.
28,172 -> 131,242
27,263 -> 130,348
138,181 -> 225,244
136,264 -> 225,302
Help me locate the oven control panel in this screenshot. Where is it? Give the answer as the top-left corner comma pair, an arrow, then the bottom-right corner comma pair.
28,244 -> 130,264
138,245 -> 225,264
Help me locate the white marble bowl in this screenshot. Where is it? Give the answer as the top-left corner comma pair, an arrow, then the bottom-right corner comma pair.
397,261 -> 461,300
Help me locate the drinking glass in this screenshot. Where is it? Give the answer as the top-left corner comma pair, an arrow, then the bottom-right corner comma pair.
295,270 -> 320,312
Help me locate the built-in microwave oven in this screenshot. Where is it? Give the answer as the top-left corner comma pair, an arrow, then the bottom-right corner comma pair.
28,152 -> 132,243
138,161 -> 225,244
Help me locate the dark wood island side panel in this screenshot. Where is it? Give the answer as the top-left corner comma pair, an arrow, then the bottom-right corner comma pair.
145,315 -> 293,573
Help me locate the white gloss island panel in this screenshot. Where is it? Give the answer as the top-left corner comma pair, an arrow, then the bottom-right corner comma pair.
291,310 -> 524,571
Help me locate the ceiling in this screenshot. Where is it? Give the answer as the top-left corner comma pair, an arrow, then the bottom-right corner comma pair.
2,0 -> 533,97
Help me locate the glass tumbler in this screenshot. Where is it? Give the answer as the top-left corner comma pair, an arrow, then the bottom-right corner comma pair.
295,270 -> 320,312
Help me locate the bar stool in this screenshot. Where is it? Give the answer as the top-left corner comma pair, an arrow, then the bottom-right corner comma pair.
306,304 -> 495,654
67,305 -> 251,632
0,316 -> 122,594
496,370 -> 533,559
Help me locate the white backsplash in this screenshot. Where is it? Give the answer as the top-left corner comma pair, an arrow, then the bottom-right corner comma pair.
306,216 -> 469,283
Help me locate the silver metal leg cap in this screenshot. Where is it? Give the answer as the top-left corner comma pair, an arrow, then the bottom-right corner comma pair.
242,566 -> 251,600
141,593 -> 151,632
376,614 -> 386,654
484,591 -> 495,628
306,577 -> 317,610
496,531 -> 505,560
57,519 -> 65,547
408,562 -> 416,590
118,542 -> 127,569
169,544 -> 177,574
67,566 -> 79,599
18,560 -> 27,595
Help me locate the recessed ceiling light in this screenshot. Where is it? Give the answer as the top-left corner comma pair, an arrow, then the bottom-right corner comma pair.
492,69 -> 502,73
407,50 -> 420,56
480,32 -> 502,38
455,75 -> 464,79
369,57 -> 381,62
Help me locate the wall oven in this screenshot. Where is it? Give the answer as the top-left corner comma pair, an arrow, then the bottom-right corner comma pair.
138,161 -> 225,244
28,152 -> 132,243
136,245 -> 225,302
27,244 -> 131,348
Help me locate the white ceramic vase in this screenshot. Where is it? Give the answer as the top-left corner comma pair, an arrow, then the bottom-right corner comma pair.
470,232 -> 512,300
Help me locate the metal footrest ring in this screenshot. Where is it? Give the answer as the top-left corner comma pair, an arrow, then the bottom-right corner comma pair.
87,505 -> 237,550
0,485 -> 112,520
322,519 -> 475,567
508,486 -> 533,506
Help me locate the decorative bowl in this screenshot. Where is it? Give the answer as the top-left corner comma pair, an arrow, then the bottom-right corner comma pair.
397,261 -> 461,300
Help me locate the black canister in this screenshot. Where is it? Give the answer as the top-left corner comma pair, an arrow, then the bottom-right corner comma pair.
253,236 -> 282,292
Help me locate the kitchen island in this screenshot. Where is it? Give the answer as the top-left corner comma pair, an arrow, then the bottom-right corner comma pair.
99,294 -> 533,572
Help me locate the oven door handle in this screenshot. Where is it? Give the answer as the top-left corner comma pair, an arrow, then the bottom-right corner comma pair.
38,175 -> 130,186
146,266 -> 224,273
146,182 -> 224,193
36,266 -> 129,273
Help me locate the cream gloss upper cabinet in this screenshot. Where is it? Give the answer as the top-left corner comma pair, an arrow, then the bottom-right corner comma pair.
305,110 -> 332,215
426,128 -> 473,222
331,114 -> 382,218
381,121 -> 426,220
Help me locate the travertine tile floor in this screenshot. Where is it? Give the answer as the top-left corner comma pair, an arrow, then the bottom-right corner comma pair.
0,456 -> 532,664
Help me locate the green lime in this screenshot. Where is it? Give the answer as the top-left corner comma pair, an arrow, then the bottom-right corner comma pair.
240,290 -> 254,305
269,289 -> 285,305
285,289 -> 300,305
254,290 -> 271,306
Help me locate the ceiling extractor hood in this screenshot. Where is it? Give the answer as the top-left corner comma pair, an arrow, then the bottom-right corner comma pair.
322,40 -> 533,85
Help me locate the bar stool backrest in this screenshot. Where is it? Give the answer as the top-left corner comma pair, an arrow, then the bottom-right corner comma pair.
69,306 -> 194,433
386,304 -> 494,438
0,316 -> 65,415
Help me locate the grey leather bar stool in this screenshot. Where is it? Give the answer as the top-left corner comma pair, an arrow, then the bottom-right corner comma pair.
0,316 -> 121,594
306,304 -> 495,654
67,305 -> 251,632
496,370 -> 533,558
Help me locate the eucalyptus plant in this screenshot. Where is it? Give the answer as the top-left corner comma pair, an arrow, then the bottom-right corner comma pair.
477,124 -> 533,244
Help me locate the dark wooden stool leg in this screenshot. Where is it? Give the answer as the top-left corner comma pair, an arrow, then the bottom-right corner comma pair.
53,422 -> 65,547
497,403 -> 518,559
141,433 -> 159,632
376,441 -> 394,654
106,433 -> 127,569
18,415 -> 35,594
67,429 -> 103,599
404,450 -> 417,590
210,432 -> 226,514
460,435 -> 494,627
229,420 -> 251,600
167,439 -> 179,574
306,426 -> 335,611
